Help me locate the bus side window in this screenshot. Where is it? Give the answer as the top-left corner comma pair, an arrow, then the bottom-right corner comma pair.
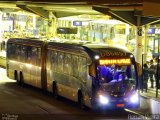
37,48 -> 41,66
31,47 -> 38,66
26,46 -> 32,64
51,50 -> 58,72
21,45 -> 27,63
12,44 -> 16,60
7,43 -> 12,59
15,45 -> 21,61
47,50 -> 51,70
7,43 -> 13,59
64,54 -> 71,75
79,57 -> 87,81
72,55 -> 79,77
58,52 -> 64,73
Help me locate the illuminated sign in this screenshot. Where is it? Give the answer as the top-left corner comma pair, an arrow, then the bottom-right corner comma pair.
73,21 -> 82,26
155,28 -> 160,34
99,59 -> 131,65
148,28 -> 155,34
100,51 -> 126,57
57,27 -> 77,34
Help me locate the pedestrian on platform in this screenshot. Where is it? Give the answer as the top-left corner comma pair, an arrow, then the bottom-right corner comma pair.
143,63 -> 149,92
155,58 -> 160,88
148,59 -> 156,88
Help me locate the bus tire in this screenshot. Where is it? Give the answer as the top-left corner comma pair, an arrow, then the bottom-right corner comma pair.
52,82 -> 58,99
14,71 -> 19,85
78,91 -> 86,110
20,72 -> 25,87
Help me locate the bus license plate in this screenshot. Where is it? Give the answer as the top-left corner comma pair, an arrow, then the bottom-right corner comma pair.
116,104 -> 124,107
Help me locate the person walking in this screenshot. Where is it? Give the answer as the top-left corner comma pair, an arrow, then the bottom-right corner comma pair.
143,63 -> 149,92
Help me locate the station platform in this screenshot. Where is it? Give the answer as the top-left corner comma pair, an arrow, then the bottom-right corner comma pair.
141,87 -> 160,99
140,81 -> 160,99
136,81 -> 160,115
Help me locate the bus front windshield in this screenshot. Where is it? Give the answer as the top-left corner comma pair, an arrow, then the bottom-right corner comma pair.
97,64 -> 136,85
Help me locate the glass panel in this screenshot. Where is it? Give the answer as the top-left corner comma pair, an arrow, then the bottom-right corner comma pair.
72,55 -> 79,77
79,57 -> 87,80
37,48 -> 41,66
15,45 -> 21,61
97,64 -> 136,84
26,46 -> 32,63
31,47 -> 38,65
63,54 -> 72,74
51,51 -> 58,71
58,52 -> 64,72
21,45 -> 27,62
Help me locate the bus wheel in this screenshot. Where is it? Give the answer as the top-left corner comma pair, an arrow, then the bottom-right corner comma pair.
78,92 -> 86,110
52,83 -> 58,99
14,71 -> 19,85
20,72 -> 24,87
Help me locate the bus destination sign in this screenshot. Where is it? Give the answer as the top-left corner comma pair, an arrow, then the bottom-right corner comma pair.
99,59 -> 131,65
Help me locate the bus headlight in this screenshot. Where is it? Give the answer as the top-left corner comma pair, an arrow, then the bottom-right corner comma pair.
99,95 -> 109,105
130,92 -> 139,103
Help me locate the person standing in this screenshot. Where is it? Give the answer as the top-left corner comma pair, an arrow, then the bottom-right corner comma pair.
148,59 -> 156,88
143,63 -> 149,92
155,58 -> 160,88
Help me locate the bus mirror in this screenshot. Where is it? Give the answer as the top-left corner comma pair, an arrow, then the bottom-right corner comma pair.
89,64 -> 96,77
87,58 -> 92,65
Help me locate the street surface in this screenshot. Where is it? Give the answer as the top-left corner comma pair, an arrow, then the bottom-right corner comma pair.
0,68 -> 143,120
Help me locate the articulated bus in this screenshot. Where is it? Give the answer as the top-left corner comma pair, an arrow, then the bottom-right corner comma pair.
6,38 -> 140,110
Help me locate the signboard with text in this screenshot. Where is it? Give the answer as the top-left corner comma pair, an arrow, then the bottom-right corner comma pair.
148,28 -> 160,34
148,28 -> 155,34
155,28 -> 160,34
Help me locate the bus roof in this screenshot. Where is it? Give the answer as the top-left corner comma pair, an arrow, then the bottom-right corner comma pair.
7,38 -> 133,59
48,41 -> 133,59
83,43 -> 132,58
7,38 -> 45,46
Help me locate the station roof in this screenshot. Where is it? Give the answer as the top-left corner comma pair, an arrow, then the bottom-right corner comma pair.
0,0 -> 160,26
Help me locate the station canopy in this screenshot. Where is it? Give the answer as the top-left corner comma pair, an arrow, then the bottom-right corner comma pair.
0,0 -> 160,26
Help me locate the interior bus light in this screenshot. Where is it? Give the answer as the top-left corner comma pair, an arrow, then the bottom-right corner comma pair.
95,55 -> 100,60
